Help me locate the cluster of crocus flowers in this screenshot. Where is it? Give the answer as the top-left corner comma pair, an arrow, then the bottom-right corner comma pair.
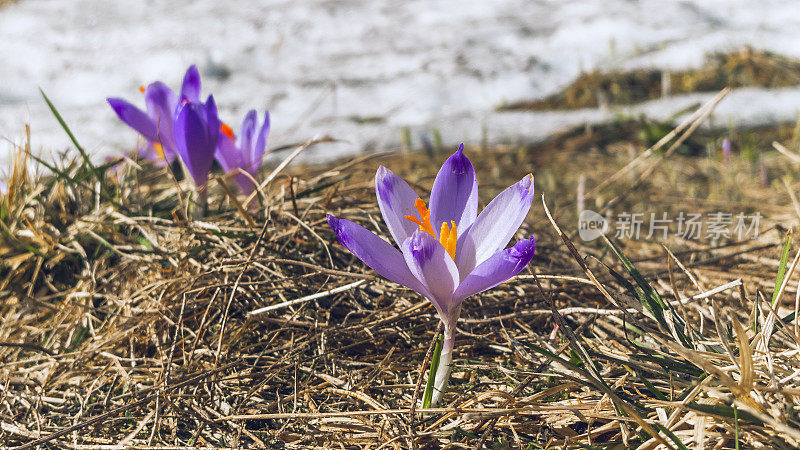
107,65 -> 270,195
327,144 -> 535,406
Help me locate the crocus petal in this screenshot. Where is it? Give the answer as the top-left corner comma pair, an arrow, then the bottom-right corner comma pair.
233,172 -> 257,196
107,98 -> 158,142
215,133 -> 241,173
205,95 -> 218,118
375,166 -> 422,248
239,110 -> 258,160
327,215 -> 429,296
144,82 -> 180,157
174,100 -> 220,187
252,111 -> 270,163
181,64 -> 201,103
455,174 -> 534,275
402,230 -> 460,319
215,134 -> 257,195
215,109 -> 268,195
452,237 -> 535,302
429,143 -> 478,236
250,111 -> 270,174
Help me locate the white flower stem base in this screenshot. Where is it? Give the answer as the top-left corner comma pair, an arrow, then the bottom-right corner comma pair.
191,185 -> 208,218
430,325 -> 456,407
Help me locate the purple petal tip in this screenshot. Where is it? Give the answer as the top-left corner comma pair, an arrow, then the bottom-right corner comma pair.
511,237 -> 535,257
107,97 -> 128,112
375,166 -> 395,204
326,214 -> 339,230
327,215 -> 347,243
446,144 -> 472,175
507,238 -> 536,270
517,174 -> 534,196
181,65 -> 202,102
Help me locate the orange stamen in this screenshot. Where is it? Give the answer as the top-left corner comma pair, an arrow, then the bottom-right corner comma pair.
439,221 -> 457,259
405,199 -> 458,260
405,215 -> 425,229
139,85 -> 145,93
403,198 -> 436,237
220,123 -> 235,141
439,221 -> 449,244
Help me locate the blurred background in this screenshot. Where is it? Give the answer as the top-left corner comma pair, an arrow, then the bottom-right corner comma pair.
1,0 -> 800,163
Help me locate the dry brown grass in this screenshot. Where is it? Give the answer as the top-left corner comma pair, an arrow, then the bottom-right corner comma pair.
500,47 -> 800,111
3,101 -> 800,448
0,0 -> 22,9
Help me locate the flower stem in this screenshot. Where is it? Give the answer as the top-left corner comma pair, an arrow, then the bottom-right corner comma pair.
430,325 -> 455,407
192,184 -> 208,218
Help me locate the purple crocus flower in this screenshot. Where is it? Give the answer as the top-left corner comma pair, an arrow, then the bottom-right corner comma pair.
722,138 -> 731,167
215,110 -> 270,195
107,65 -> 202,164
174,95 -> 220,187
327,144 -> 535,405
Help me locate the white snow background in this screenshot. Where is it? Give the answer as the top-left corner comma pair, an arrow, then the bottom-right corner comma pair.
1,0 -> 800,166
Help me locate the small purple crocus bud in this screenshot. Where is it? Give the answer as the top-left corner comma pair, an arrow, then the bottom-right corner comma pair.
174,95 -> 220,187
722,138 -> 731,166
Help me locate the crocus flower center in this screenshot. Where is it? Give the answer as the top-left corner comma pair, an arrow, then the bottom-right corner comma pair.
139,85 -> 145,94
404,198 -> 457,259
220,123 -> 235,141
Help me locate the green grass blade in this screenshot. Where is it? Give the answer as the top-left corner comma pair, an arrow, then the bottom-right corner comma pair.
623,365 -> 668,401
39,89 -> 102,184
605,237 -> 692,348
27,152 -> 93,194
521,341 -> 680,446
422,335 -> 443,409
590,350 -> 704,377
27,151 -> 128,213
653,423 -> 690,450
686,402 -> 762,424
